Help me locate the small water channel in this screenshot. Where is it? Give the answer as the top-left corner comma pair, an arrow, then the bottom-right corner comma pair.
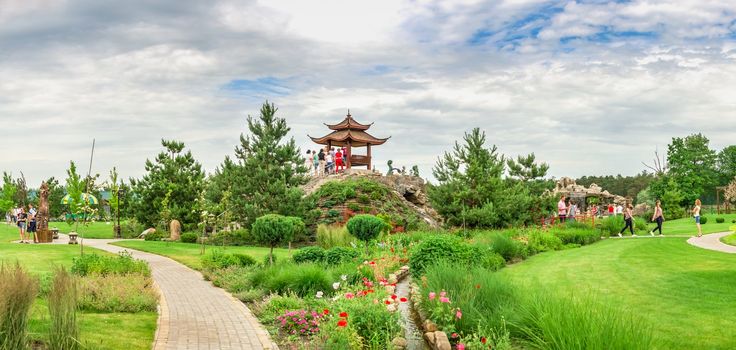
395,276 -> 430,350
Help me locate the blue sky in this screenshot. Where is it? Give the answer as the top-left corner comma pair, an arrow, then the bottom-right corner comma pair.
1,0 -> 736,185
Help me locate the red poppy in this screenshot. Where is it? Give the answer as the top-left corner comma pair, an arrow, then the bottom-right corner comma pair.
339,312 -> 348,318
451,333 -> 458,338
400,297 -> 408,302
475,284 -> 481,289
366,289 -> 374,294
337,319 -> 348,327
481,337 -> 487,344
323,309 -> 329,315
385,300 -> 391,305
391,294 -> 397,300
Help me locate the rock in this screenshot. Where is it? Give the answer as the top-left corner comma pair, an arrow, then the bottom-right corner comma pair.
169,219 -> 182,240
424,332 -> 436,346
391,337 -> 408,349
423,320 -> 438,332
385,285 -> 396,294
435,331 -> 451,350
388,273 -> 398,284
140,228 -> 156,238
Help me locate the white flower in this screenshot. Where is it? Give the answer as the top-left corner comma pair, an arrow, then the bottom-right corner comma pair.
340,274 -> 347,281
332,282 -> 340,290
315,291 -> 324,298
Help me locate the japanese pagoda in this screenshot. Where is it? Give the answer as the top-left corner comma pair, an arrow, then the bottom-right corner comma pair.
309,111 -> 389,170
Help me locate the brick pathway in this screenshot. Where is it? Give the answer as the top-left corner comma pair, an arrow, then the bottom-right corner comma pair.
687,231 -> 736,254
70,237 -> 278,350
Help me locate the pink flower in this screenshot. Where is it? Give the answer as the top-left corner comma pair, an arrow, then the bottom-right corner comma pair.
440,297 -> 450,303
455,309 -> 462,319
440,291 -> 447,298
457,343 -> 465,350
345,292 -> 355,299
428,292 -> 436,300
451,333 -> 458,339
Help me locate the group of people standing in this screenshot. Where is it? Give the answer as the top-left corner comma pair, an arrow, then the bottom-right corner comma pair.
305,147 -> 348,176
6,204 -> 38,244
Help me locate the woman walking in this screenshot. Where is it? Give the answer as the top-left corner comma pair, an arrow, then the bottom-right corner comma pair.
618,203 -> 635,237
650,200 -> 665,236
692,199 -> 702,237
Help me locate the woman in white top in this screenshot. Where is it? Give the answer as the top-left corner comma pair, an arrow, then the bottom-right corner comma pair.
692,199 -> 702,237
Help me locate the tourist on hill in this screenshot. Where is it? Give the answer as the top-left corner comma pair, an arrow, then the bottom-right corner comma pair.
318,149 -> 326,176
325,148 -> 334,174
312,150 -> 319,176
650,200 -> 665,236
608,204 -> 614,216
305,150 -> 313,175
568,200 -> 577,222
335,148 -> 343,173
341,147 -> 347,165
692,199 -> 702,237
618,203 -> 635,237
17,207 -> 28,243
28,203 -> 38,243
557,195 -> 567,223
616,204 -> 623,216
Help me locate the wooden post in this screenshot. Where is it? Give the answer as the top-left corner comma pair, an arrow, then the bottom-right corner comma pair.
347,140 -> 352,169
367,143 -> 372,170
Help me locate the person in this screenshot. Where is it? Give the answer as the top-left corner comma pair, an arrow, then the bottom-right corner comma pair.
650,200 -> 665,236
692,199 -> 702,237
317,149 -> 326,176
325,148 -> 334,175
567,200 -> 577,222
616,204 -> 623,216
341,147 -> 347,165
618,203 -> 635,237
304,150 -> 313,175
312,150 -> 319,176
17,207 -> 28,243
335,148 -> 343,173
608,204 -> 614,216
557,195 -> 567,223
28,204 -> 38,243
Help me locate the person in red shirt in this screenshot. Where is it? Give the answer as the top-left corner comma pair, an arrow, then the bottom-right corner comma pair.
608,204 -> 614,216
335,148 -> 344,173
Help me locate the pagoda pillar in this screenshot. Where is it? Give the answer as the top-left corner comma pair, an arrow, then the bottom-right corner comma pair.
367,143 -> 372,170
346,140 -> 352,169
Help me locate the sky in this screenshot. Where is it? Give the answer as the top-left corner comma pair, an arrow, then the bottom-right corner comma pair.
1,0 -> 736,187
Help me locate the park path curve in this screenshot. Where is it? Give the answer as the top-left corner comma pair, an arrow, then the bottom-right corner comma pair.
67,236 -> 278,350
687,231 -> 736,254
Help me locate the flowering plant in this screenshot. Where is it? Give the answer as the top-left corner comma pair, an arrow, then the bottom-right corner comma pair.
276,309 -> 323,336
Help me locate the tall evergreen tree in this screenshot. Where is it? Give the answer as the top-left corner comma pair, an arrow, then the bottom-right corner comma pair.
130,139 -> 205,227
223,102 -> 309,227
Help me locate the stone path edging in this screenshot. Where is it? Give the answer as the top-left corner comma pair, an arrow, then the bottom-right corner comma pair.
686,231 -> 736,254
57,235 -> 278,350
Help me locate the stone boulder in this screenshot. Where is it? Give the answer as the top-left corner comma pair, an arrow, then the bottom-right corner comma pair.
169,219 -> 182,240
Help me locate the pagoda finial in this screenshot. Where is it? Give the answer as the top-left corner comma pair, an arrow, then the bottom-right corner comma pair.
347,109 -> 351,117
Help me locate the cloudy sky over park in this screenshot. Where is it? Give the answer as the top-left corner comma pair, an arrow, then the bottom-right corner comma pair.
2,0 -> 736,185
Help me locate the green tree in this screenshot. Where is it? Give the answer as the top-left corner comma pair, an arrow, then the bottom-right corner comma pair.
130,139 -> 205,227
252,214 -> 297,265
107,167 -> 121,222
64,161 -> 84,228
507,153 -> 549,182
667,133 -> 717,205
221,102 -> 309,227
717,145 -> 736,185
346,214 -> 385,254
0,172 -> 17,216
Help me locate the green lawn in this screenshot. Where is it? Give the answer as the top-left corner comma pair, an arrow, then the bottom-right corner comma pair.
721,226 -> 736,246
112,240 -> 292,270
500,237 -> 736,350
646,213 -> 736,235
51,220 -> 120,239
0,224 -> 156,350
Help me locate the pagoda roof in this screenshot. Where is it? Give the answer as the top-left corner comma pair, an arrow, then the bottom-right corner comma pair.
309,129 -> 390,147
325,112 -> 373,131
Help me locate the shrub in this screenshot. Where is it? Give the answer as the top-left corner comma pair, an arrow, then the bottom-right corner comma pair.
120,219 -> 145,239
331,295 -> 401,348
207,229 -> 253,246
410,235 -> 474,275
324,247 -> 359,265
48,267 -> 79,350
347,202 -> 361,212
716,217 -> 725,223
71,252 -> 150,277
700,216 -> 708,224
276,309 -> 323,336
515,292 -> 654,350
180,232 -> 198,243
0,263 -> 38,350
471,245 -> 506,271
293,247 -> 326,264
550,227 -> 600,246
346,214 -> 385,245
144,231 -> 165,241
483,232 -> 528,262
78,274 -> 158,313
252,214 -> 297,265
263,253 -> 276,266
251,264 -> 332,298
316,225 -> 355,249
201,250 -> 256,270
527,229 -> 563,253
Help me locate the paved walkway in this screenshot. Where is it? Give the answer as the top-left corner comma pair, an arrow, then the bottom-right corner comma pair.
687,231 -> 736,254
60,235 -> 277,350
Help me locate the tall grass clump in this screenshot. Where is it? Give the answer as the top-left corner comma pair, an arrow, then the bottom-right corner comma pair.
514,292 -> 655,350
0,263 -> 38,350
316,224 -> 356,249
71,252 -> 150,277
48,267 -> 80,350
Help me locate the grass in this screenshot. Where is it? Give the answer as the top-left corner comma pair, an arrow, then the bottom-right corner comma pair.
649,213 -> 736,235
721,226 -> 736,246
51,221 -> 121,239
0,224 -> 156,350
111,240 -> 291,270
500,237 -> 736,350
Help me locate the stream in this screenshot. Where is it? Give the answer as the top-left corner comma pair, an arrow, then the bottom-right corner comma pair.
395,276 -> 430,350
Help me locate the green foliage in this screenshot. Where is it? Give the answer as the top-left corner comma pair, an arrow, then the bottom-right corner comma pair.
507,153 -> 549,182
70,252 -> 150,277
78,274 -> 158,313
331,295 -> 402,348
120,219 -> 145,239
716,217 -> 725,223
476,232 -> 528,262
0,173 -> 17,216
64,161 -> 85,227
48,267 -> 79,350
143,231 -> 165,241
201,250 -> 256,270
549,227 -> 600,245
179,232 -> 198,243
43,177 -> 67,219
292,246 -> 326,264
0,263 -> 38,350
324,247 -> 359,265
527,230 -> 563,253
700,216 -> 708,225
667,133 -> 718,205
129,139 -> 205,227
346,214 -> 385,242
252,214 -> 297,265
717,145 -> 736,184
577,172 -> 654,204
316,225 -> 355,249
250,263 -> 332,298
410,235 -> 475,275
207,229 -> 254,246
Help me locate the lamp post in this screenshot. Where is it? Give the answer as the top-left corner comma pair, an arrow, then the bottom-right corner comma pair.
115,188 -> 125,239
